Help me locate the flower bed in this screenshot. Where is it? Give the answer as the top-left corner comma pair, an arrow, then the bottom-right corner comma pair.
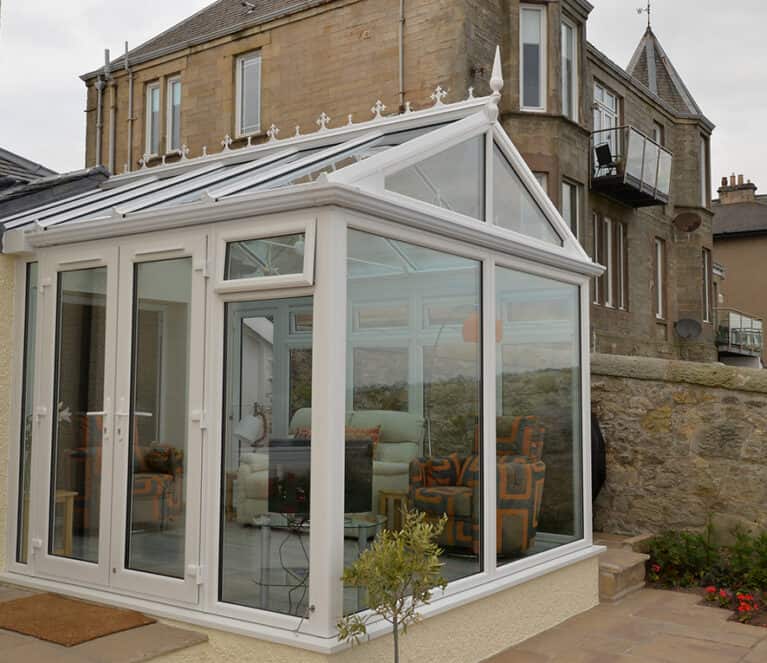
647,528 -> 767,627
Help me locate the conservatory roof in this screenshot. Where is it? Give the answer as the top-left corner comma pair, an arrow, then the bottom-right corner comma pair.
1,50 -> 596,275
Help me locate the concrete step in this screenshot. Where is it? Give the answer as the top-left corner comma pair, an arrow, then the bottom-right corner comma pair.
598,547 -> 650,602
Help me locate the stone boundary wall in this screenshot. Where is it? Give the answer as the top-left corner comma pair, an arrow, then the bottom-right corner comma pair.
591,353 -> 767,540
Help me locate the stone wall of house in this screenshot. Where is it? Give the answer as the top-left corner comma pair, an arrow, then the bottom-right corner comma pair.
0,254 -> 16,572
592,353 -> 767,537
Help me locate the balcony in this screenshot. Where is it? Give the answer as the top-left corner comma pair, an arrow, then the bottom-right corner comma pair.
591,126 -> 673,207
716,308 -> 764,358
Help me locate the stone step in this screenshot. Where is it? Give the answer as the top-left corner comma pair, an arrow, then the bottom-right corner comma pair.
594,531 -> 654,554
598,547 -> 650,602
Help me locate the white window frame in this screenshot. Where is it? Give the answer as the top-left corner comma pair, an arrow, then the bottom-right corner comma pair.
166,76 -> 182,154
214,216 -> 316,294
655,237 -> 665,320
593,82 -> 619,155
653,121 -> 664,146
145,82 -> 161,156
520,4 -> 548,112
235,51 -> 262,138
561,17 -> 578,121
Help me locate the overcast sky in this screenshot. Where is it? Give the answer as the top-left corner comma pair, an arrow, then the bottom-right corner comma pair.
1,1 -> 765,192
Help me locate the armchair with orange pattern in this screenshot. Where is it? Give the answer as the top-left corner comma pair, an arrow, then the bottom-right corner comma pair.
409,415 -> 546,557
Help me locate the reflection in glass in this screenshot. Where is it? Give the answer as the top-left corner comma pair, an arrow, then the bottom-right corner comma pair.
50,267 -> 107,562
493,146 -> 562,245
385,136 -> 485,219
496,267 -> 582,567
220,297 -> 313,616
225,234 -> 305,280
17,263 -> 38,564
126,258 -> 191,578
345,229 -> 482,614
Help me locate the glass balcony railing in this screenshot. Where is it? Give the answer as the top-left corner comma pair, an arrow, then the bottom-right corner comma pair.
591,126 -> 673,207
716,308 -> 764,356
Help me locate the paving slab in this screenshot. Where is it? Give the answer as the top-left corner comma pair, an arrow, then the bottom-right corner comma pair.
484,589 -> 767,663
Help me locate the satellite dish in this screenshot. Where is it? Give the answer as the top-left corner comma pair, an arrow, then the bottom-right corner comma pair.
673,212 -> 702,233
675,318 -> 703,340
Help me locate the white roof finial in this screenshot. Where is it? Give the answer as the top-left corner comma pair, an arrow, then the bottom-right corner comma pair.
490,45 -> 504,98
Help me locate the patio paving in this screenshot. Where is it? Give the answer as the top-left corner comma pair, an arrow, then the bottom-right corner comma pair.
0,584 -> 207,663
485,588 -> 767,663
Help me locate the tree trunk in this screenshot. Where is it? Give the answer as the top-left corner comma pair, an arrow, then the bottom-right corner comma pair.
393,616 -> 400,663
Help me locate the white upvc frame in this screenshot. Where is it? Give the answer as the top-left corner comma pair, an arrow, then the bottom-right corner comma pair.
6,256 -> 39,577
520,4 -> 548,112
617,221 -> 627,311
166,76 -> 182,154
561,16 -> 579,121
213,216 -> 317,293
703,248 -> 712,323
603,217 -> 614,308
145,82 -> 161,157
655,237 -> 666,320
30,241 -> 119,587
561,179 -> 579,240
235,51 -> 262,138
109,230 -> 207,604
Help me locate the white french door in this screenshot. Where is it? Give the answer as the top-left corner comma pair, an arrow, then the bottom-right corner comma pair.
31,233 -> 206,604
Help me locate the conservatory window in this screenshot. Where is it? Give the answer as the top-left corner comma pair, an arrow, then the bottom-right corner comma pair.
344,229 -> 483,613
384,135 -> 485,220
493,145 -> 562,245
496,266 -> 583,567
217,221 -> 316,292
16,262 -> 38,564
220,296 -> 314,615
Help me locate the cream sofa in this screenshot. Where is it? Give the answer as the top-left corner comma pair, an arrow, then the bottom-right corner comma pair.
236,408 -> 425,524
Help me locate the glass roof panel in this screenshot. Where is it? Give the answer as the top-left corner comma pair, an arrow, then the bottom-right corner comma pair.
492,144 -> 562,245
347,229 -> 476,279
384,135 -> 485,220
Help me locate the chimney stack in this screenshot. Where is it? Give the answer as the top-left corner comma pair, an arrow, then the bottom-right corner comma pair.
718,174 -> 758,205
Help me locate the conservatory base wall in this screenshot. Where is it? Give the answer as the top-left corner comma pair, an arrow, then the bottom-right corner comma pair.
150,558 -> 599,663
0,253 -> 15,574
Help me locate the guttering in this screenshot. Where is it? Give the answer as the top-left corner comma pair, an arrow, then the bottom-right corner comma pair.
16,183 -> 604,278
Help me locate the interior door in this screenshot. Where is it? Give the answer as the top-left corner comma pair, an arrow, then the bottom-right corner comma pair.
109,233 -> 207,603
31,243 -> 119,586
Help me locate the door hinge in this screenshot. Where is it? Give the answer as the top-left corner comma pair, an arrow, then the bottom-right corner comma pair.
191,409 -> 208,431
38,277 -> 52,294
187,564 -> 205,585
31,538 -> 43,555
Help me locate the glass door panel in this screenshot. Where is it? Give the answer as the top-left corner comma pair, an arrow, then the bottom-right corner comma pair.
126,257 -> 192,578
50,267 -> 108,563
110,235 -> 206,603
33,245 -> 118,587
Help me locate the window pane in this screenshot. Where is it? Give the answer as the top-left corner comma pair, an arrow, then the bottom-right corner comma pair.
50,267 -> 107,562
496,267 -> 582,566
493,146 -> 562,245
240,55 -> 261,134
522,8 -> 542,108
16,262 -> 38,564
561,23 -> 574,119
169,80 -> 181,151
225,233 -> 306,280
126,258 -> 191,578
221,296 -> 313,615
345,229 -> 482,614
385,136 -> 485,219
148,87 -> 160,154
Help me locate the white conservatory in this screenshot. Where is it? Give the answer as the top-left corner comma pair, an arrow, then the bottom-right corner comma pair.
0,55 -> 604,657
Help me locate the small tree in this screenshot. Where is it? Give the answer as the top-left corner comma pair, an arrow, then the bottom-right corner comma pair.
338,510 -> 447,663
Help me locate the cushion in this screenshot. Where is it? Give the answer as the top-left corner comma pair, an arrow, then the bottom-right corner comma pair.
412,486 -> 473,518
372,460 -> 410,476
425,453 -> 462,486
239,452 -> 269,472
144,447 -> 183,474
290,426 -> 382,452
458,454 -> 480,489
349,410 -> 425,445
376,441 -> 418,464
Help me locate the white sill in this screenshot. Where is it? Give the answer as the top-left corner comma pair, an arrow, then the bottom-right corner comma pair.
0,545 -> 603,655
